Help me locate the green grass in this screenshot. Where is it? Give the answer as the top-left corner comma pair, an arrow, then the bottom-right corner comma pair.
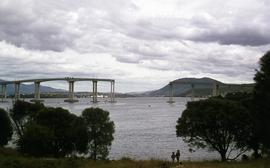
0,156 -> 270,168
1,148 -> 270,168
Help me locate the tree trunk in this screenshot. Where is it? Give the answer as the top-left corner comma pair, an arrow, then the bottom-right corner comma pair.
253,148 -> 260,159
220,151 -> 227,162
94,141 -> 97,161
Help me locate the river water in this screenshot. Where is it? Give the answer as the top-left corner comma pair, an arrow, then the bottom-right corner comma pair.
0,97 -> 219,160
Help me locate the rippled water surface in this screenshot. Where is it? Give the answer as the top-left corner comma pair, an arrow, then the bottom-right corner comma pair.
0,97 -> 219,160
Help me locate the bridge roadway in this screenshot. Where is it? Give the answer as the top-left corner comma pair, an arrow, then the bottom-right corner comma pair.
0,77 -> 115,103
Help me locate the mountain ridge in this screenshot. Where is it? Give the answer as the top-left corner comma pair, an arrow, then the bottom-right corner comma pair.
138,77 -> 254,97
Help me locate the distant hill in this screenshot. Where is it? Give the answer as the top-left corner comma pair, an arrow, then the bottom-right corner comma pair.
139,77 -> 254,97
0,79 -> 65,95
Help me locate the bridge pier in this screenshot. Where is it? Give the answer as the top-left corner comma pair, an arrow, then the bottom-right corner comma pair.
31,81 -> 44,102
92,81 -> 98,103
212,82 -> 220,97
14,82 -> 20,100
1,84 -> 7,102
110,80 -> 116,103
64,80 -> 78,103
167,82 -> 175,103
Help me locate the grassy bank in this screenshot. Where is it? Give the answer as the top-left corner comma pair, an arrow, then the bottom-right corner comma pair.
1,148 -> 269,168
1,156 -> 270,168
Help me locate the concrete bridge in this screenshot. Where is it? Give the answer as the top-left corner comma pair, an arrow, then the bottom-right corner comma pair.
0,77 -> 115,103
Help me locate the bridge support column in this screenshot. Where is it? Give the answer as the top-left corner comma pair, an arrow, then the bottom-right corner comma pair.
212,82 -> 220,97
92,81 -> 98,103
65,81 -> 78,103
1,84 -> 7,102
31,82 -> 44,102
110,80 -> 116,103
167,82 -> 175,103
14,82 -> 20,100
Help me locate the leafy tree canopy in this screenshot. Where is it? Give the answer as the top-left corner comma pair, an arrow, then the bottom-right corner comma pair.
176,98 -> 251,161
253,51 -> 270,148
10,100 -> 44,137
82,107 -> 115,160
224,92 -> 262,158
18,107 -> 88,157
18,123 -> 54,157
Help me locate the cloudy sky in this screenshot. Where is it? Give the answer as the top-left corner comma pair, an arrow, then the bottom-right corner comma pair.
0,0 -> 269,92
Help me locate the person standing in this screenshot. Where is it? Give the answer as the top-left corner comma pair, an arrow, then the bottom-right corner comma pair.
171,152 -> 176,162
176,150 -> 180,163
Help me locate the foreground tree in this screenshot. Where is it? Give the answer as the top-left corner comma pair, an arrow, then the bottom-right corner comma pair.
18,107 -> 88,157
82,108 -> 115,160
0,108 -> 13,147
10,100 -> 44,137
17,123 -> 54,157
225,92 -> 262,158
253,51 -> 270,150
176,98 -> 251,161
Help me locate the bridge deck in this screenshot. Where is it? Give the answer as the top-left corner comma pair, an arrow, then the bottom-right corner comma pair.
0,77 -> 114,85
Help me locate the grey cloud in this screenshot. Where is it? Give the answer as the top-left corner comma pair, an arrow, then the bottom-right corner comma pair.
136,41 -> 261,80
187,56 -> 258,79
107,2 -> 270,47
115,54 -> 141,64
189,28 -> 270,46
0,1 -> 81,51
128,17 -> 270,46
126,44 -> 167,58
0,58 -> 102,81
116,18 -> 182,42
